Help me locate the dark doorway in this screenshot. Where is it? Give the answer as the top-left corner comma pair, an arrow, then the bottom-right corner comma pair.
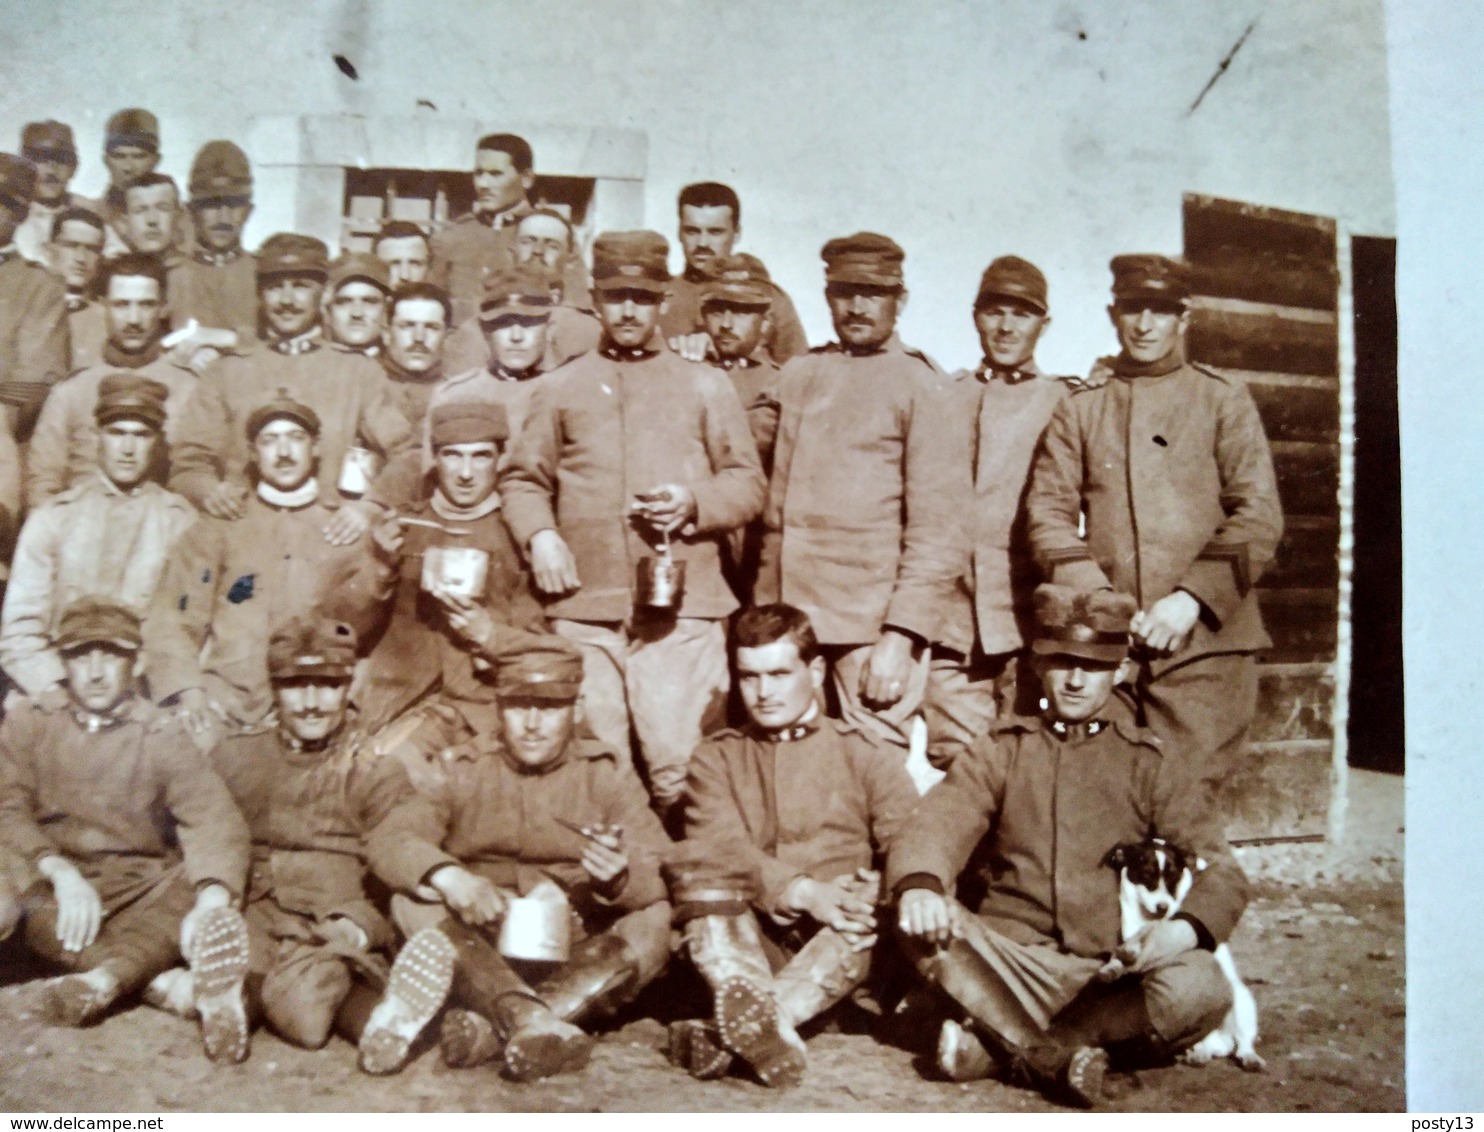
1348,235 -> 1403,772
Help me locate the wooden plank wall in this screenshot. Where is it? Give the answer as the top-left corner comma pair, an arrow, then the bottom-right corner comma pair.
1182,194 -> 1342,840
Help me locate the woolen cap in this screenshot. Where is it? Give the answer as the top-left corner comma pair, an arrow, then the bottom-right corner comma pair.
700,253 -> 773,307
327,250 -> 391,295
429,399 -> 510,448
105,109 -> 160,154
95,373 -> 169,431
21,120 -> 77,163
495,636 -> 585,702
188,140 -> 252,201
256,232 -> 330,280
591,230 -> 670,294
0,154 -> 37,212
245,388 -> 320,439
1110,254 -> 1190,306
55,596 -> 143,653
1031,583 -> 1138,663
267,616 -> 358,679
479,263 -> 557,321
974,255 -> 1048,314
821,232 -> 905,288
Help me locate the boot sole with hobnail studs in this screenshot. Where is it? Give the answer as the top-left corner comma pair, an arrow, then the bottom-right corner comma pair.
714,977 -> 806,1089
358,927 -> 457,1075
668,1018 -> 734,1080
1064,1046 -> 1109,1108
503,1021 -> 595,1082
440,1008 -> 502,1068
189,907 -> 252,1064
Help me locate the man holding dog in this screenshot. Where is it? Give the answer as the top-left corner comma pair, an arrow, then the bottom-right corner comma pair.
888,583 -> 1249,1108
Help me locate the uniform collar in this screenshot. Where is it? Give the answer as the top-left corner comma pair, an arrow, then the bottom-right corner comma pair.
713,352 -> 766,371
1046,716 -> 1111,742
975,358 -> 1041,385
193,246 -> 243,267
748,702 -> 823,743
257,478 -> 320,510
487,359 -> 541,382
103,337 -> 164,369
268,327 -> 323,356
65,291 -> 88,313
600,339 -> 661,362
473,199 -> 531,229
430,488 -> 501,522
68,693 -> 144,734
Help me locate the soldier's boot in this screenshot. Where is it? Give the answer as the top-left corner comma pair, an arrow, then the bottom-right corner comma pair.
357,927 -> 458,1076
682,913 -> 806,1088
1042,979 -> 1171,1071
493,992 -> 595,1082
430,918 -> 517,1068
40,965 -> 123,1027
142,967 -> 197,1019
531,932 -> 641,1026
187,906 -> 252,1064
771,923 -> 873,1031
440,1008 -> 502,1068
936,1017 -> 995,1082
667,1018 -> 733,1080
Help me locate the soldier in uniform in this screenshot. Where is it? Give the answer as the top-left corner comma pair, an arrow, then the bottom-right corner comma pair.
377,281 -> 452,429
697,252 -> 782,465
0,153 -> 70,441
45,206 -> 107,372
666,604 -> 919,1087
501,230 -> 765,812
115,173 -> 185,273
358,400 -> 547,792
324,251 -> 391,357
1025,255 -> 1283,799
169,233 -> 415,537
755,233 -> 961,761
27,253 -> 198,507
0,597 -> 250,1046
86,109 -> 166,259
374,220 -> 432,289
888,584 -> 1250,1107
658,182 -> 808,365
924,256 -> 1086,768
359,635 -> 673,1080
14,121 -> 84,265
146,393 -> 394,750
2,376 -> 195,702
166,140 -> 258,354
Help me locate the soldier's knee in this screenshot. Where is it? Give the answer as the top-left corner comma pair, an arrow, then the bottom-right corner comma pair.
1142,948 -> 1234,1047
262,958 -> 353,1049
611,903 -> 674,985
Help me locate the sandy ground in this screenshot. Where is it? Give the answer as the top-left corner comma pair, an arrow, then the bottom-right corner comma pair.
0,771 -> 1403,1114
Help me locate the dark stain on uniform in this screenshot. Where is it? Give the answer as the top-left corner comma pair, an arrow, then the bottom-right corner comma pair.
178,595 -> 187,611
333,54 -> 359,80
227,575 -> 256,604
1188,19 -> 1257,115
201,569 -> 211,583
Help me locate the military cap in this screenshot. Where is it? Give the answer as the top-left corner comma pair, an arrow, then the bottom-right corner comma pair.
188,140 -> 252,202
429,399 -> 510,449
1110,254 -> 1190,306
0,154 -> 37,213
975,255 -> 1048,315
495,636 -> 585,703
821,232 -> 905,288
1031,583 -> 1138,663
256,232 -> 330,280
21,120 -> 77,163
700,253 -> 774,307
327,250 -> 391,296
95,373 -> 169,431
267,616 -> 358,680
105,108 -> 160,154
590,230 -> 671,294
55,596 -> 143,653
245,388 -> 320,439
479,263 -> 557,321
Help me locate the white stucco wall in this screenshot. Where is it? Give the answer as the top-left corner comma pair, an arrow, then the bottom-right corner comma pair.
1,0 -> 1393,372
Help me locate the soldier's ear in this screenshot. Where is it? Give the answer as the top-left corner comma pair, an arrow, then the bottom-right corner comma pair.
571,698 -> 586,727
519,170 -> 537,195
807,654 -> 827,694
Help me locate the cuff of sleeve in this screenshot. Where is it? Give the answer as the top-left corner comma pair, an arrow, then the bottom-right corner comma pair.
1048,557 -> 1114,592
1173,911 -> 1216,952
892,873 -> 944,900
1176,555 -> 1247,628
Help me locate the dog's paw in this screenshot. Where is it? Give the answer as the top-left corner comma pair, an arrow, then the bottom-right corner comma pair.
1235,1050 -> 1266,1073
1178,1046 -> 1214,1067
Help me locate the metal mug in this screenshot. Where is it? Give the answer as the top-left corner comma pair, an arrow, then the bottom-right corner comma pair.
498,887 -> 572,962
422,545 -> 490,599
635,554 -> 686,609
337,445 -> 379,496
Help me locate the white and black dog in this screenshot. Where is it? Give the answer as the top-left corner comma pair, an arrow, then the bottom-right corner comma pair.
1099,838 -> 1264,1071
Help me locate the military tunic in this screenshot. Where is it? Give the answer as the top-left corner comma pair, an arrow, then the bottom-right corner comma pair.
166,248 -> 258,340
0,248 -> 70,437
430,206 -> 590,329
660,269 -> 809,365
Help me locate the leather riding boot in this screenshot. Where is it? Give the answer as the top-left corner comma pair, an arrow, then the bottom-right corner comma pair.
771,926 -> 871,1031
531,932 -> 641,1026
1043,979 -> 1170,1069
493,990 -> 595,1082
434,918 -> 529,1068
357,927 -> 458,1075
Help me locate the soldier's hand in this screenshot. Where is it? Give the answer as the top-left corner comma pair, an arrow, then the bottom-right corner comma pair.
861,629 -> 917,707
668,332 -> 714,363
200,481 -> 249,521
371,515 -> 405,559
1132,590 -> 1202,655
176,688 -> 225,751
39,855 -> 102,953
897,888 -> 961,948
179,882 -> 233,958
323,501 -> 374,547
316,915 -> 370,952
631,484 -> 697,536
430,865 -> 508,926
529,529 -> 581,595
786,877 -> 877,936
579,825 -> 629,896
33,685 -> 69,714
430,585 -> 495,647
1120,918 -> 1199,975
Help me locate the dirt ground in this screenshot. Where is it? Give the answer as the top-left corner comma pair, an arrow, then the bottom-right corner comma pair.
0,771 -> 1404,1114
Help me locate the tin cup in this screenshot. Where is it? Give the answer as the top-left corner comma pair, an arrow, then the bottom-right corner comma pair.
498,890 -> 572,962
422,545 -> 490,599
337,445 -> 379,496
636,555 -> 686,609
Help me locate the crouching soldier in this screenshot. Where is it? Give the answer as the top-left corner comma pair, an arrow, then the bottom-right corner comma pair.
886,585 -> 1249,1108
0,597 -> 251,1049
358,635 -> 672,1081
667,603 -> 920,1088
148,615 -> 421,1062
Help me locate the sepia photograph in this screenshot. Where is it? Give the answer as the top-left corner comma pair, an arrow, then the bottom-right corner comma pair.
0,0 -> 1425,1115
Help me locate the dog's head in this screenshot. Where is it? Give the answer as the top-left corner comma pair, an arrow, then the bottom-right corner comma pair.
1102,837 -> 1198,922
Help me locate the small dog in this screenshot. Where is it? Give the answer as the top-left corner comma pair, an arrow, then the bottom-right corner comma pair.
1099,838 -> 1264,1072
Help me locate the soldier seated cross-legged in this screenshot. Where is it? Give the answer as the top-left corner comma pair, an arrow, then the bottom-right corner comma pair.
357,636 -> 673,1081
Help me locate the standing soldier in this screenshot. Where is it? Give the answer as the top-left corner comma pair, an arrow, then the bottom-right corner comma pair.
14,121 -> 84,265
756,233 -> 960,759
924,256 -> 1086,768
167,140 -> 258,355
0,154 -> 70,441
374,220 -> 432,289
501,231 -> 765,812
324,251 -> 391,357
45,207 -> 108,372
1025,255 -> 1283,798
86,109 -> 167,259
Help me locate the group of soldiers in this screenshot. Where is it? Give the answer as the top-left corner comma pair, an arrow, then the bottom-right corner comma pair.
0,112 -> 1284,1108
